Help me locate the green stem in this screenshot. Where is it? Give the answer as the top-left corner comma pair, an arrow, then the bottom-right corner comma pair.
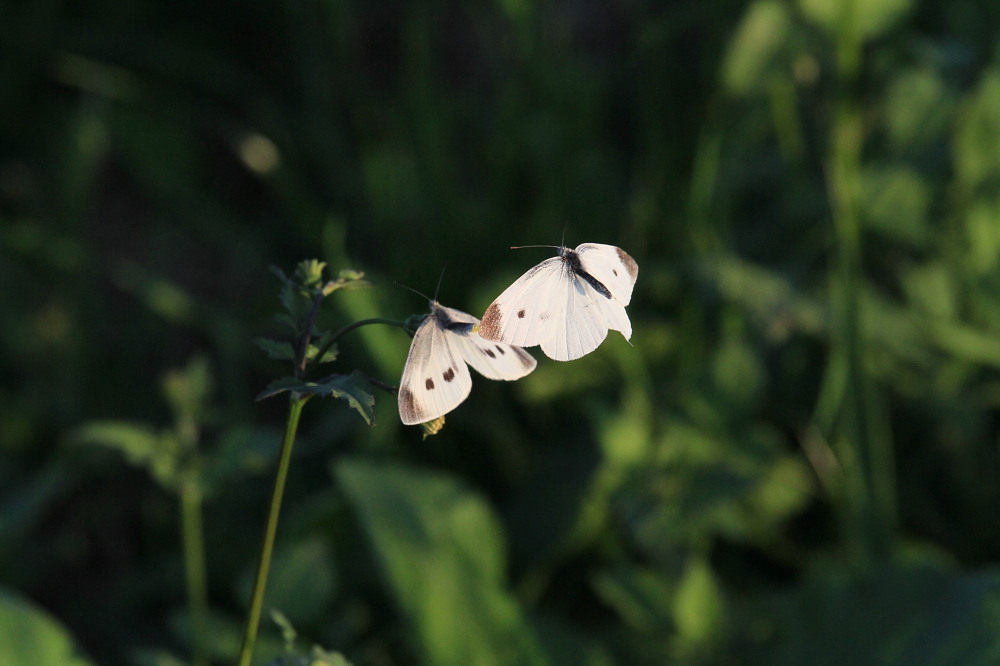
824,0 -> 895,565
237,395 -> 308,666
311,317 -> 407,369
181,475 -> 209,666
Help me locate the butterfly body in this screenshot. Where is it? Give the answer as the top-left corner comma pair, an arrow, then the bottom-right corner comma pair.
479,243 -> 638,361
398,301 -> 537,425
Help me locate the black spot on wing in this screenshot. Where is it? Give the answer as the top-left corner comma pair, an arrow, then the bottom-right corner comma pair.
517,309 -> 526,319
443,367 -> 455,382
425,378 -> 435,390
483,348 -> 496,358
514,347 -> 535,368
495,345 -> 506,355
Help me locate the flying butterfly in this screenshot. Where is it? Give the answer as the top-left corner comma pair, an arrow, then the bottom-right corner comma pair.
478,243 -> 638,361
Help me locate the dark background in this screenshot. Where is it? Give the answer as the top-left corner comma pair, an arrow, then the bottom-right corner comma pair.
4,0 -> 1000,664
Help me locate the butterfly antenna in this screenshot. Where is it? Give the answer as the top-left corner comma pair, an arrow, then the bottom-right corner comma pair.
560,223 -> 567,248
432,266 -> 447,301
510,244 -> 558,250
394,281 -> 431,302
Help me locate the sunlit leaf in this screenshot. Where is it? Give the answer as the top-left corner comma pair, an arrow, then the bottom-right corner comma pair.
797,0 -> 913,41
672,557 -> 726,654
0,590 -> 94,666
72,421 -> 180,489
334,459 -> 548,666
722,0 -> 791,96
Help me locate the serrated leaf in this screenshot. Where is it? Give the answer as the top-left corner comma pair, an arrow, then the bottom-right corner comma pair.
295,259 -> 327,287
320,270 -> 369,296
256,372 -> 375,425
315,371 -> 375,425
256,376 -> 306,401
255,338 -> 297,361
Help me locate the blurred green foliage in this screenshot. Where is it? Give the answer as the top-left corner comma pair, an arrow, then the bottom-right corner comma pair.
4,0 -> 1000,664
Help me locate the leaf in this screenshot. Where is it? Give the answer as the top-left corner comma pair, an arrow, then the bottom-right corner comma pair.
255,338 -> 296,361
263,537 -> 336,626
294,259 -> 327,288
747,563 -> 1000,666
797,0 -> 913,41
334,459 -> 548,666
672,557 -> 726,651
161,355 -> 213,426
0,589 -> 95,666
72,421 -> 180,490
721,0 -> 791,96
256,371 -> 375,426
591,566 -> 676,633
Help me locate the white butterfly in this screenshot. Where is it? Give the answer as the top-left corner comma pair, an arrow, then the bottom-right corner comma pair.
398,301 -> 537,425
478,243 -> 638,361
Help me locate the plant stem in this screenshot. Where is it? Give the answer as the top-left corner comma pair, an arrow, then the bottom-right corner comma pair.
180,475 -> 209,666
311,317 -> 408,369
824,1 -> 895,565
237,394 -> 308,666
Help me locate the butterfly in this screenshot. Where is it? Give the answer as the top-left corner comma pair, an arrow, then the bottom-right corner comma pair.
478,243 -> 638,361
398,301 -> 537,425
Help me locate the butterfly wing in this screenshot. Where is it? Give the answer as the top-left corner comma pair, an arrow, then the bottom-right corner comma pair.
397,312 -> 473,425
536,269 -> 623,361
478,257 -> 568,348
481,246 -> 637,361
574,243 -> 638,305
435,306 -> 538,380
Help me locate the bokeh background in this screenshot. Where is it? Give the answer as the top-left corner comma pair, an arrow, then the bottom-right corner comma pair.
5,0 -> 1000,664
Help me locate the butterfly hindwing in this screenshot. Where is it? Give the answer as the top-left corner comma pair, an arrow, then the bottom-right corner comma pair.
574,243 -> 638,305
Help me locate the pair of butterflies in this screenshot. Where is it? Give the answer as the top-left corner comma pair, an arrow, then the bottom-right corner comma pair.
398,243 -> 639,426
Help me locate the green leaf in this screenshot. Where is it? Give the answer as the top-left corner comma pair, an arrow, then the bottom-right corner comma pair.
161,355 -> 212,426
255,338 -> 297,361
0,589 -> 95,666
263,537 -> 336,626
320,269 -> 369,296
721,0 -> 791,96
294,259 -> 327,288
591,566 -> 676,633
72,421 -> 180,490
797,0 -> 913,41
334,459 -> 548,666
257,371 -> 375,425
748,563 -> 1000,665
672,557 -> 727,652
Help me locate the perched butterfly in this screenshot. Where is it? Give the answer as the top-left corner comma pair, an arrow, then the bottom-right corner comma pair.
478,243 -> 638,361
398,301 -> 537,425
